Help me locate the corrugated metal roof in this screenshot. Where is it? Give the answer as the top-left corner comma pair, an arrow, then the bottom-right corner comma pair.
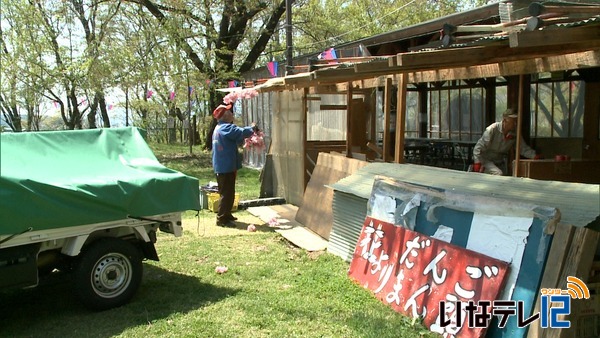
328,192 -> 368,262
447,34 -> 509,49
552,15 -> 600,28
329,163 -> 600,229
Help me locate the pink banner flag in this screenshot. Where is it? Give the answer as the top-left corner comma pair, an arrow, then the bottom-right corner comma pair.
267,61 -> 278,77
169,91 -> 175,101
320,48 -> 338,64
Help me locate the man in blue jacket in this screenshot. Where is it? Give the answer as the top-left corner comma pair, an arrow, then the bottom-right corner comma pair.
212,103 -> 257,227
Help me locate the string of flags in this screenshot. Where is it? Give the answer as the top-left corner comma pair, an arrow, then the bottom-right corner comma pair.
48,76 -> 265,111
52,100 -> 115,111
318,47 -> 338,64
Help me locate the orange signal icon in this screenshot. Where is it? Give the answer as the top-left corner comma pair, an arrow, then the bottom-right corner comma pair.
566,276 -> 590,299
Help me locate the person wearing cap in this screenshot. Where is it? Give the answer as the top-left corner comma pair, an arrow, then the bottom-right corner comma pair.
472,109 -> 541,175
211,103 -> 258,227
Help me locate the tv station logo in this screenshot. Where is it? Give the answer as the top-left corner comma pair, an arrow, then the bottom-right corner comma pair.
539,276 -> 590,328
439,276 -> 591,329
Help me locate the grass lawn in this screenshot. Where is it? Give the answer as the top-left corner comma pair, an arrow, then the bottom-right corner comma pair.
0,142 -> 437,338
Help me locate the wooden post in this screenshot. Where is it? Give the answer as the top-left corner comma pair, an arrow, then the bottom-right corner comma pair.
346,82 -> 353,157
383,78 -> 392,162
514,74 -> 524,177
303,87 -> 309,188
418,84 -> 428,138
395,73 -> 407,163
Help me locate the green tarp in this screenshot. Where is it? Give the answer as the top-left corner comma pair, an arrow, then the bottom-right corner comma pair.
0,127 -> 200,236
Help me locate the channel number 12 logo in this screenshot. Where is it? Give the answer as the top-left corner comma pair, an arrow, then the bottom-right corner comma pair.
540,276 -> 590,328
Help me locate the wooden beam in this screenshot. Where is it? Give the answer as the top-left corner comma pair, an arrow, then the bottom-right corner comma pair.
529,2 -> 600,16
316,70 -> 399,85
303,87 -> 309,189
398,39 -> 600,71
546,227 -> 600,338
407,49 -> 600,83
310,84 -> 342,94
311,56 -> 380,65
583,82 -> 600,159
443,22 -> 525,34
366,141 -> 383,157
315,40 -> 600,85
284,42 -> 600,90
312,67 -> 357,80
397,45 -> 505,68
510,24 -> 600,48
395,73 -> 407,164
514,74 -> 525,177
354,58 -> 393,73
383,78 -> 392,163
320,105 -> 347,110
526,223 -> 574,338
284,73 -> 313,87
346,82 -> 353,158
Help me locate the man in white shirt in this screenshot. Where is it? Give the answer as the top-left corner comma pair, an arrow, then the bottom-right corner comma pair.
472,109 -> 541,175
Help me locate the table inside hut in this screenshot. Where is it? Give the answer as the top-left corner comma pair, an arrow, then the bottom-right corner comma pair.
513,158 -> 600,184
403,138 -> 476,170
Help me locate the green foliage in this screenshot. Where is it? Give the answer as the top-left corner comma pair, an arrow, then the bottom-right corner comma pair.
292,0 -> 490,54
1,0 -> 494,131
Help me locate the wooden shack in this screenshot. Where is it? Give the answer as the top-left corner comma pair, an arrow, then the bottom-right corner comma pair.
241,1 -> 600,336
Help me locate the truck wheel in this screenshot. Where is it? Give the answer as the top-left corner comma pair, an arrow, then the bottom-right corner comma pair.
74,238 -> 143,311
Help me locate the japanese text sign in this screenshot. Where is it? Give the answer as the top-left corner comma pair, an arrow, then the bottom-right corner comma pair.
349,216 -> 509,337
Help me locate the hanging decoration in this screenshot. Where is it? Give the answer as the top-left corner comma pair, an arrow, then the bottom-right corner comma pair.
267,61 -> 278,77
222,88 -> 259,105
319,48 -> 338,64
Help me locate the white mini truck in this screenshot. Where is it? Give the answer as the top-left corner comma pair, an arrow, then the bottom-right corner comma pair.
0,127 -> 200,310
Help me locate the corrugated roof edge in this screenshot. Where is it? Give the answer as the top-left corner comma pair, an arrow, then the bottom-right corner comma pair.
328,163 -> 600,229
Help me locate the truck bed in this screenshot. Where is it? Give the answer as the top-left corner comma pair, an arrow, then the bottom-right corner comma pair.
0,127 -> 200,238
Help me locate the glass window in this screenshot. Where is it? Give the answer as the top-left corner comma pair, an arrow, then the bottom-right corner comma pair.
530,76 -> 584,138
420,81 -> 487,141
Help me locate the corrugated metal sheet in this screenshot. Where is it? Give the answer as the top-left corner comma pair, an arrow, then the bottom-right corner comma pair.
328,191 -> 368,262
329,162 -> 600,229
553,15 -> 600,28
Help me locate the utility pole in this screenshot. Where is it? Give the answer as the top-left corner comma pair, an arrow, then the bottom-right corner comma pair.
285,0 -> 293,75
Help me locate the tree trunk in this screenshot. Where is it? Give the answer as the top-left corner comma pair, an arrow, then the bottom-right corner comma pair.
0,94 -> 23,132
88,96 -> 98,129
98,93 -> 111,127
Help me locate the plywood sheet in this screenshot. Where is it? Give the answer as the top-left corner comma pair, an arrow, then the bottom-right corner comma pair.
295,152 -> 368,239
247,204 -> 328,252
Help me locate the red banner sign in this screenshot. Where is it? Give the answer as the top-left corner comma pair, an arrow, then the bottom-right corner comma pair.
349,216 -> 509,337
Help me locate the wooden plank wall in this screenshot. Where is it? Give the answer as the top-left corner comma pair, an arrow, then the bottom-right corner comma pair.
527,225 -> 600,338
295,152 -> 368,240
